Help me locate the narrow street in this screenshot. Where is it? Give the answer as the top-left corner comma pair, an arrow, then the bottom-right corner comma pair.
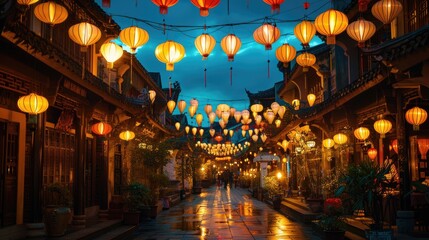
133,186 -> 322,240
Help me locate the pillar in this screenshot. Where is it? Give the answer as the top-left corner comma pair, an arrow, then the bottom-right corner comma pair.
73,108 -> 87,228
31,113 -> 45,222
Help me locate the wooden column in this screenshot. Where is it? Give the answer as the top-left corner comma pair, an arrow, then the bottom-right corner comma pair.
73,108 -> 87,227
31,113 -> 45,222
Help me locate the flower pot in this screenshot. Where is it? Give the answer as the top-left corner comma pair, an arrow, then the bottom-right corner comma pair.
323,230 -> 345,240
43,206 -> 72,237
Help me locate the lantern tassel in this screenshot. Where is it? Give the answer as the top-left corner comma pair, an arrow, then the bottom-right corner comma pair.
267,59 -> 270,78
230,67 -> 233,86
204,68 -> 207,88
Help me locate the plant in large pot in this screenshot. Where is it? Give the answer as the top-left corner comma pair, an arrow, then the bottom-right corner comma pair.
123,182 -> 150,225
42,182 -> 73,237
263,172 -> 283,210
318,198 -> 346,240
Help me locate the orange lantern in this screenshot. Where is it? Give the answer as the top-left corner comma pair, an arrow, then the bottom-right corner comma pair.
155,40 -> 185,71
100,42 -> 123,69
119,26 -> 149,54
322,138 -> 335,149
333,133 -> 348,145
195,33 -> 216,60
91,122 -> 112,136
119,130 -> 135,141
17,0 -> 39,5
307,93 -> 316,107
204,104 -> 212,116
208,112 -> 216,124
167,100 -> 176,114
373,119 -> 392,138
315,9 -> 348,45
418,139 -> 429,160
188,105 -> 196,118
296,52 -> 316,72
196,113 -> 203,127
263,0 -> 285,13
391,139 -> 398,154
354,127 -> 370,141
346,18 -> 376,47
221,34 -> 241,61
68,22 -> 101,49
34,1 -> 68,26
405,106 -> 427,131
275,43 -> 296,67
178,100 -> 186,114
215,134 -> 223,143
371,0 -> 403,25
367,147 -> 378,160
175,122 -> 180,131
294,20 -> 316,48
185,126 -> 190,134
190,0 -> 220,17
253,23 -> 281,50
151,0 -> 178,14
17,93 -> 49,115
209,129 -> 215,137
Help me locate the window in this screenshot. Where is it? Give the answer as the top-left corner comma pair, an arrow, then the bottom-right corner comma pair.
407,0 -> 429,32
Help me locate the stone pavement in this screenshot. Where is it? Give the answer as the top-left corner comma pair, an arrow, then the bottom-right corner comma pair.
132,186 -> 322,240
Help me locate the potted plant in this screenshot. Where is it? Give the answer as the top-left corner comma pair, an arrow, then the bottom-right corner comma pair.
123,182 -> 150,225
264,173 -> 283,210
43,182 -> 73,237
318,198 -> 346,240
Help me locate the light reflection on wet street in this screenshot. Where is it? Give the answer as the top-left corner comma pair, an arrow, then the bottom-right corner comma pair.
133,186 -> 321,240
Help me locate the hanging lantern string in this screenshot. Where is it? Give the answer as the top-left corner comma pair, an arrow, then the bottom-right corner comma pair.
230,66 -> 233,86
204,68 -> 207,88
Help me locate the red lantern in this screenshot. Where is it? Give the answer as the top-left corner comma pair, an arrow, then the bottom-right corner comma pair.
391,139 -> 398,154
367,148 -> 378,160
214,135 -> 223,143
91,122 -> 112,136
151,0 -> 178,14
190,0 -> 220,17
263,0 -> 285,13
418,139 -> 429,160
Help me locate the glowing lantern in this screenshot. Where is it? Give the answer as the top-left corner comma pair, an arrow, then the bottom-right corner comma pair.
223,129 -> 229,136
229,108 -> 236,116
208,112 -> 216,124
148,90 -> 156,103
253,23 -> 280,50
261,134 -> 268,143
242,110 -> 250,122
333,133 -> 348,145
100,42 -> 123,69
255,115 -> 262,125
266,110 -> 275,124
254,129 -> 259,135
167,100 -> 176,114
188,105 -> 196,118
292,99 -> 300,110
275,43 -> 296,67
221,34 -> 241,61
175,122 -> 180,131
68,22 -> 101,49
222,111 -> 230,123
234,111 -> 242,123
373,119 -> 392,138
314,9 -> 348,45
263,0 -> 284,13
307,93 -> 316,107
204,104 -> 213,116
229,130 -> 234,137
354,127 -> 370,141
296,52 -> 316,72
185,126 -> 190,134
346,18 -> 376,47
278,140 -> 289,151
155,40 -> 185,71
91,122 -> 112,136
17,93 -> 49,114
252,135 -> 259,142
391,139 -> 398,154
367,148 -> 378,160
17,0 -> 39,6
190,98 -> 199,109
405,107 -> 427,131
418,139 -> 429,160
219,119 -> 226,129
248,129 -> 253,136
271,102 -> 280,115
294,20 -> 316,48
323,138 -> 335,149
241,130 -> 246,137
195,33 -> 216,60
190,0 -> 220,17
251,103 -> 263,113
34,1 -> 68,26
278,106 -> 286,119
177,100 -> 186,114
275,119 -> 281,128
196,113 -> 203,127
209,129 -> 215,137
119,130 -> 135,141
151,0 -> 178,14
371,0 -> 403,25
192,127 -> 198,136
199,128 -> 205,137
119,26 -> 149,54
214,135 -> 223,143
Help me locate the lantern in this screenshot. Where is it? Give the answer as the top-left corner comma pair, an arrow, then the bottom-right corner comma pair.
192,127 -> 198,136
188,105 -> 196,118
391,139 -> 398,154
17,0 -> 39,5
17,93 -> 49,114
119,130 -> 135,141
241,130 -> 246,137
196,113 -> 203,127
214,134 -> 223,143
229,129 -> 234,138
296,52 -> 316,72
323,138 -> 335,149
233,111 -> 241,123
199,128 -> 205,137
275,119 -> 281,128
373,119 -> 392,138
155,40 -> 185,71
252,135 -> 259,142
190,0 -> 220,17
203,104 -> 212,116
250,103 -> 263,113
278,106 -> 286,119
307,93 -> 316,107
248,129 -> 253,136
242,110 -> 250,122
68,22 -> 101,49
219,119 -> 226,129
195,33 -> 216,60
223,129 -> 229,136
167,100 -> 176,114
294,20 -> 316,48
405,106 -> 427,131
275,43 -> 296,67
418,139 -> 429,160
151,0 -> 178,14
261,134 -> 268,143
371,0 -> 403,25
208,112 -> 216,124
270,102 -> 280,115
220,34 -> 241,61
253,23 -> 280,50
119,26 -> 149,54
175,122 -> 180,131
229,108 -> 236,117
217,103 -> 230,112
291,99 -> 300,110
185,126 -> 190,134
34,1 -> 68,25
278,140 -> 289,151
209,129 -> 215,137
100,42 -> 123,69
333,133 -> 348,145
255,115 -> 262,125
148,90 -> 156,103
346,18 -> 376,48
91,122 -> 112,136
354,127 -> 370,141
190,98 -> 199,108
367,148 -> 378,160
262,0 -> 285,13
221,111 -> 230,123
266,110 -> 275,124
178,100 -> 186,114
306,140 -> 316,148
314,9 -> 348,45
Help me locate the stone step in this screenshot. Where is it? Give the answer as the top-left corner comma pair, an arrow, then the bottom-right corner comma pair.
280,199 -> 320,223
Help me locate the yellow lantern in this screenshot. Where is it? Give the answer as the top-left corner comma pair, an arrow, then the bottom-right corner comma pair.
191,127 -> 198,136
167,100 -> 176,114
188,105 -> 196,118
278,106 -> 286,119
119,130 -> 135,141
333,133 -> 348,145
294,20 -> 316,48
367,148 -> 378,160
261,134 -> 268,143
208,112 -> 216,124
234,111 -> 242,123
373,119 -> 392,138
195,33 -> 216,60
155,40 -> 185,71
199,128 -> 205,137
221,34 -> 241,61
209,129 -> 215,137
17,93 -> 49,114
275,43 -> 296,67
307,93 -> 316,107
322,138 -> 335,149
34,1 -> 68,25
271,102 -> 280,115
354,127 -> 370,141
253,23 -> 280,50
196,113 -> 203,127
148,90 -> 156,103
204,104 -> 212,116
178,100 -> 186,114
250,103 -> 263,113
223,129 -> 229,136
100,42 -> 123,69
185,126 -> 190,134
266,110 -> 275,124
405,106 -> 428,131
68,22 -> 101,49
296,52 -> 316,72
229,130 -> 234,138
91,122 -> 112,136
252,135 -> 259,142
119,26 -> 149,54
314,9 -> 348,45
371,0 -> 403,25
291,99 -> 300,110
275,119 -> 281,128
277,140 -> 289,151
175,122 -> 180,131
17,0 -> 39,6
346,18 -> 376,48
221,111 -> 230,123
